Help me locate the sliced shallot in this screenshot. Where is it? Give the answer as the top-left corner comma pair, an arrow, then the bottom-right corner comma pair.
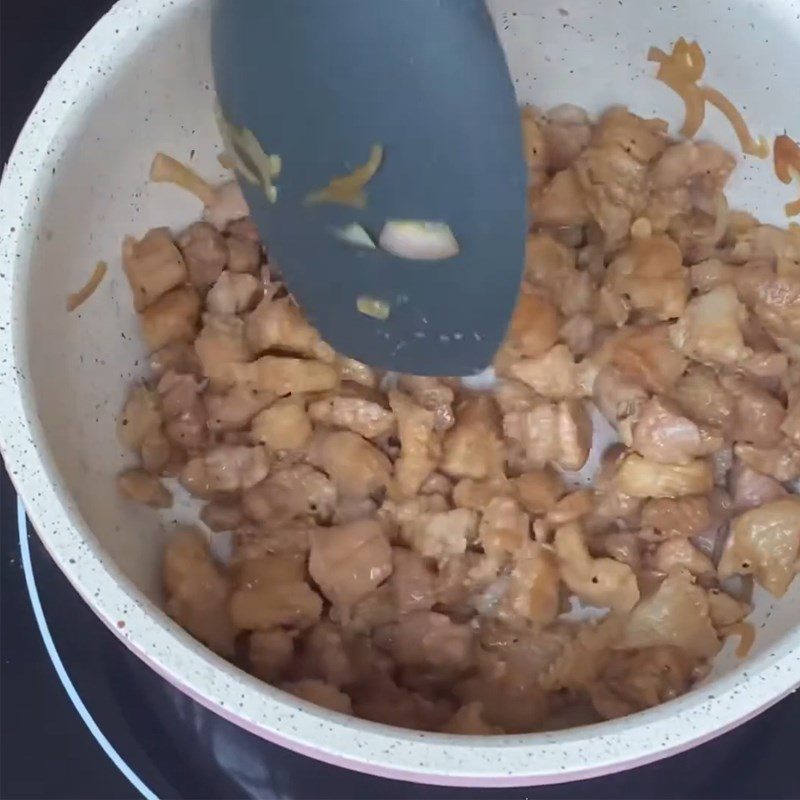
378,220 -> 459,261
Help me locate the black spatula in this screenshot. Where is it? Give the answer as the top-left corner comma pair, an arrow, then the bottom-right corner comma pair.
213,0 -> 527,376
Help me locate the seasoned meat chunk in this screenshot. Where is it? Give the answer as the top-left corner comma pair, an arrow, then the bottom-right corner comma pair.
554,523 -> 639,612
718,498 -> 800,597
246,296 -> 334,362
309,520 -> 393,609
229,552 -> 322,631
178,221 -> 228,288
308,430 -> 392,498
250,399 -> 312,450
243,465 -> 336,524
163,529 -> 236,657
441,396 -> 504,480
140,287 -> 201,351
308,396 -> 394,439
123,228 -> 187,311
180,445 -> 270,497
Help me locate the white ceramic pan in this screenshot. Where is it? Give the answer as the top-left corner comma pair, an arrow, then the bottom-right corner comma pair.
0,0 -> 798,786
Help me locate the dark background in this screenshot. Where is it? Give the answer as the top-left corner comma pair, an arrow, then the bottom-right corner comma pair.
2,5 -> 140,796
1,2 -> 799,799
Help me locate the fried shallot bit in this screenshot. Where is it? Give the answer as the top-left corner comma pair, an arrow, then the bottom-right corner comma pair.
648,39 -> 767,158
774,134 -> 800,217
774,134 -> 800,184
67,261 -> 108,312
648,39 -> 707,137
305,144 -> 383,208
702,88 -> 769,158
149,152 -> 218,206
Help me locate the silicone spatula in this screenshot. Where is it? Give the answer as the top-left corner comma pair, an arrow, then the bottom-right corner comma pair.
212,0 -> 527,376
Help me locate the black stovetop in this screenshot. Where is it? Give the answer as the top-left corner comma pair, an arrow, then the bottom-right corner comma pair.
2,460 -> 798,799
1,3 -> 799,798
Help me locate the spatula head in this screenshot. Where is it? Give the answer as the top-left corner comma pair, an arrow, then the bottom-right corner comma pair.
213,0 -> 527,376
